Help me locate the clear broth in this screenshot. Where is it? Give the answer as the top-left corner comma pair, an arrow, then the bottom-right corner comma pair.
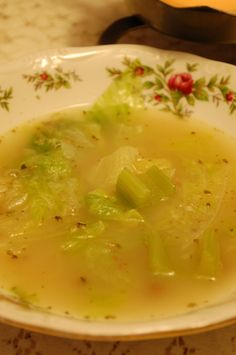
0,108 -> 235,321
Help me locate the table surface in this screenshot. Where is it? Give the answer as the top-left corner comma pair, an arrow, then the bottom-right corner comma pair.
0,0 -> 236,354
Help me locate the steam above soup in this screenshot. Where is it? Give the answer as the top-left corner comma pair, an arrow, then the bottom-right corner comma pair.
0,106 -> 235,321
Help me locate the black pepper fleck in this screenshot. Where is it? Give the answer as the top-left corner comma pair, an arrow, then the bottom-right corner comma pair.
104,315 -> 116,320
76,222 -> 86,228
80,276 -> 87,284
6,250 -> 18,259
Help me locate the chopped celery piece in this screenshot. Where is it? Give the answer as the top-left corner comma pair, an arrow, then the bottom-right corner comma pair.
62,221 -> 105,252
198,229 -> 220,281
142,165 -> 175,201
135,158 -> 175,179
91,146 -> 139,191
146,227 -> 174,276
86,190 -> 144,223
87,72 -> 144,125
142,214 -> 174,276
116,168 -> 151,208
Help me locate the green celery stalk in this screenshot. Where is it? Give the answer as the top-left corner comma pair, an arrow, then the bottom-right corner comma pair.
147,227 -> 174,276
116,168 -> 151,208
198,229 -> 220,281
142,165 -> 175,201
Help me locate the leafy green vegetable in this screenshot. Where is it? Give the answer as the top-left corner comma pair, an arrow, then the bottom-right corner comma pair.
156,161 -> 229,272
31,118 -> 98,153
1,117 -> 103,221
62,221 -> 105,252
82,239 -> 130,310
0,171 -> 27,212
117,168 -> 151,208
20,151 -> 79,221
63,224 -> 130,309
23,150 -> 72,178
86,191 -> 121,219
87,72 -> 144,125
86,190 -> 144,223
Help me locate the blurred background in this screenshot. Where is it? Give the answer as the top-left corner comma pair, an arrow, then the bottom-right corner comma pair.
0,0 -> 235,65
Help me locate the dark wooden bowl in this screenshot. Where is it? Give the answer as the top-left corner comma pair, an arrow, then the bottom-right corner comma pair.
126,0 -> 236,43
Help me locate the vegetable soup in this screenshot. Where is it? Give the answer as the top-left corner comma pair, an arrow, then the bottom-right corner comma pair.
0,107 -> 235,321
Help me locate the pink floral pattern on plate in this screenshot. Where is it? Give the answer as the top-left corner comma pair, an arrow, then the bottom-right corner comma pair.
107,57 -> 236,117
23,66 -> 81,92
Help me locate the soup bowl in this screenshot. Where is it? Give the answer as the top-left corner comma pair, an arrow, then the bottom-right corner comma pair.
0,45 -> 236,340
